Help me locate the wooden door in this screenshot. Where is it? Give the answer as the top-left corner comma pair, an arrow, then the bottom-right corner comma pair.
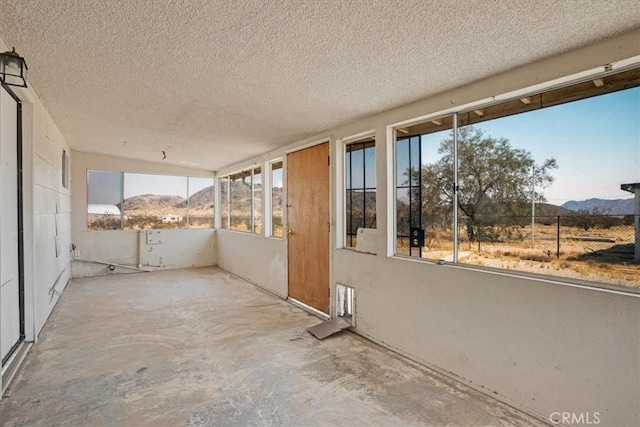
287,143 -> 330,313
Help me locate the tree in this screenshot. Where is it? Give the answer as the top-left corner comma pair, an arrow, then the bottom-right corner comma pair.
402,126 -> 557,242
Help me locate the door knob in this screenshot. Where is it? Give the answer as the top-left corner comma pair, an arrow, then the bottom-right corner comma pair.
287,230 -> 294,237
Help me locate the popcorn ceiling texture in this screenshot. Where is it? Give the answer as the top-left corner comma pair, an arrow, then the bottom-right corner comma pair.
0,0 -> 639,170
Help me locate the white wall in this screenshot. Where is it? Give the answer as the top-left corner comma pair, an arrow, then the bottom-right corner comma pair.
70,151 -> 216,277
217,231 -> 287,298
0,37 -> 73,340
215,30 -> 640,426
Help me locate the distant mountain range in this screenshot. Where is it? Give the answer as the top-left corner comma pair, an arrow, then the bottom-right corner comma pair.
119,190 -> 634,217
123,186 -> 214,211
561,198 -> 635,215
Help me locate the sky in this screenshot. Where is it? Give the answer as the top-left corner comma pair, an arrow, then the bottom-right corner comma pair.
89,171 -> 214,203
123,174 -> 213,198
411,86 -> 639,206
477,87 -> 639,205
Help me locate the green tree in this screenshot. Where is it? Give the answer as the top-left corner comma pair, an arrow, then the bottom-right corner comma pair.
403,126 -> 557,242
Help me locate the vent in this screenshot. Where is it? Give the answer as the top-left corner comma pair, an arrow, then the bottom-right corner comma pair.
336,283 -> 355,327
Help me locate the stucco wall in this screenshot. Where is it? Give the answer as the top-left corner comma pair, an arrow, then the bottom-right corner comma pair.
216,30 -> 640,426
217,231 -> 287,298
70,150 -> 216,277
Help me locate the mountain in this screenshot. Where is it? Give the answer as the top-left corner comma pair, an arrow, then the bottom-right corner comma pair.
173,186 -> 214,210
188,186 -> 214,209
123,194 -> 186,210
534,203 -> 575,216
561,198 -> 635,215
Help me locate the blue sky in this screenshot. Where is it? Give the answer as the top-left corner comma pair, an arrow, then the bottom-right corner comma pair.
477,87 -> 639,205
411,86 -> 639,205
124,173 -> 213,198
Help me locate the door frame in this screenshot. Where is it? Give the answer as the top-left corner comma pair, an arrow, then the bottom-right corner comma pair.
0,83 -> 25,367
285,137 -> 332,319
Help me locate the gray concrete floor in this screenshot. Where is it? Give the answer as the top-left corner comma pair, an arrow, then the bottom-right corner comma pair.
0,267 -> 544,426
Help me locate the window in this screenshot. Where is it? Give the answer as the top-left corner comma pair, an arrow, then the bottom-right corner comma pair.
396,118 -> 454,258
227,166 -> 262,234
62,150 -> 69,188
394,68 -> 640,289
345,138 -> 376,247
271,161 -> 283,238
87,170 -> 123,230
220,176 -> 229,229
124,173 -> 188,229
253,167 -> 262,234
187,177 -> 215,228
86,170 -> 214,230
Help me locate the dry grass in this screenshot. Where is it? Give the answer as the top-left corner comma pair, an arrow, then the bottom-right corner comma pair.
399,223 -> 639,289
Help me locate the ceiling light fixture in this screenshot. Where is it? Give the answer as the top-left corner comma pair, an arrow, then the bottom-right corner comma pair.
0,47 -> 28,88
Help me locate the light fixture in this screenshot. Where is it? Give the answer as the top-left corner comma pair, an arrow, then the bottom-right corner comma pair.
0,47 -> 28,88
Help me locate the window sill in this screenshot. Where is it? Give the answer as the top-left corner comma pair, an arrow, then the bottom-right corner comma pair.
389,254 -> 640,297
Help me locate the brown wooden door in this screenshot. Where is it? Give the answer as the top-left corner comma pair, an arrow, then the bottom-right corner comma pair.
287,142 -> 330,313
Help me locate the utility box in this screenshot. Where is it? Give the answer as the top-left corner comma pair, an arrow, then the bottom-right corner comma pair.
146,230 -> 164,244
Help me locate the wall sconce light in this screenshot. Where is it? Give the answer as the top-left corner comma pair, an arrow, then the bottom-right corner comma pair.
0,47 -> 28,88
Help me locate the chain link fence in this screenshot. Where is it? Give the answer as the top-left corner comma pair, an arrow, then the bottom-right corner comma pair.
458,214 -> 637,262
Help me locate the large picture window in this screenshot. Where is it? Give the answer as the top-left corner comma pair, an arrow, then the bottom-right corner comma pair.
394,68 -> 640,289
123,173 -> 188,229
86,171 -> 214,230
345,137 -> 376,247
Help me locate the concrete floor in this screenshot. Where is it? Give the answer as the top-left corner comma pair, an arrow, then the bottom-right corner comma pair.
0,267 -> 544,426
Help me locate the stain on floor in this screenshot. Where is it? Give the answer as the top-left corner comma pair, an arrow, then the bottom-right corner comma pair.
0,267 -> 544,426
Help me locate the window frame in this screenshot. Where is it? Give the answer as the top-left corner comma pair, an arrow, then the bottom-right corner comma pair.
344,137 -> 376,249
85,169 -> 214,231
267,159 -> 284,238
222,164 -> 264,235
387,62 -> 640,292
62,150 -> 69,189
338,131 -> 376,249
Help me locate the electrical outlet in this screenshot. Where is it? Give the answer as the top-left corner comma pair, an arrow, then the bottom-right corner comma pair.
73,249 -> 80,257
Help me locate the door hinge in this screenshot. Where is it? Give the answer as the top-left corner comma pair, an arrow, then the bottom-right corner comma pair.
328,156 -> 330,166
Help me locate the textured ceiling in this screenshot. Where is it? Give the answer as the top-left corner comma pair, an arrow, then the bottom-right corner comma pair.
1,0 -> 639,170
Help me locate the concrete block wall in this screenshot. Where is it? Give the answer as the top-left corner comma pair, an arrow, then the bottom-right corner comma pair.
0,37 -> 73,339
31,99 -> 72,333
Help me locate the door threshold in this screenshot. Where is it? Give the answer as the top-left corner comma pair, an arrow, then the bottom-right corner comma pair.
288,298 -> 330,320
2,341 -> 31,397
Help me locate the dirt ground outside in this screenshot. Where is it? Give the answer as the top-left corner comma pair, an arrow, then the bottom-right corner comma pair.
398,222 -> 639,289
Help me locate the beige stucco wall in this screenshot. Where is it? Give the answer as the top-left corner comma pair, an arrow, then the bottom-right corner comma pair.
216,30 -> 640,426
70,150 -> 216,277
